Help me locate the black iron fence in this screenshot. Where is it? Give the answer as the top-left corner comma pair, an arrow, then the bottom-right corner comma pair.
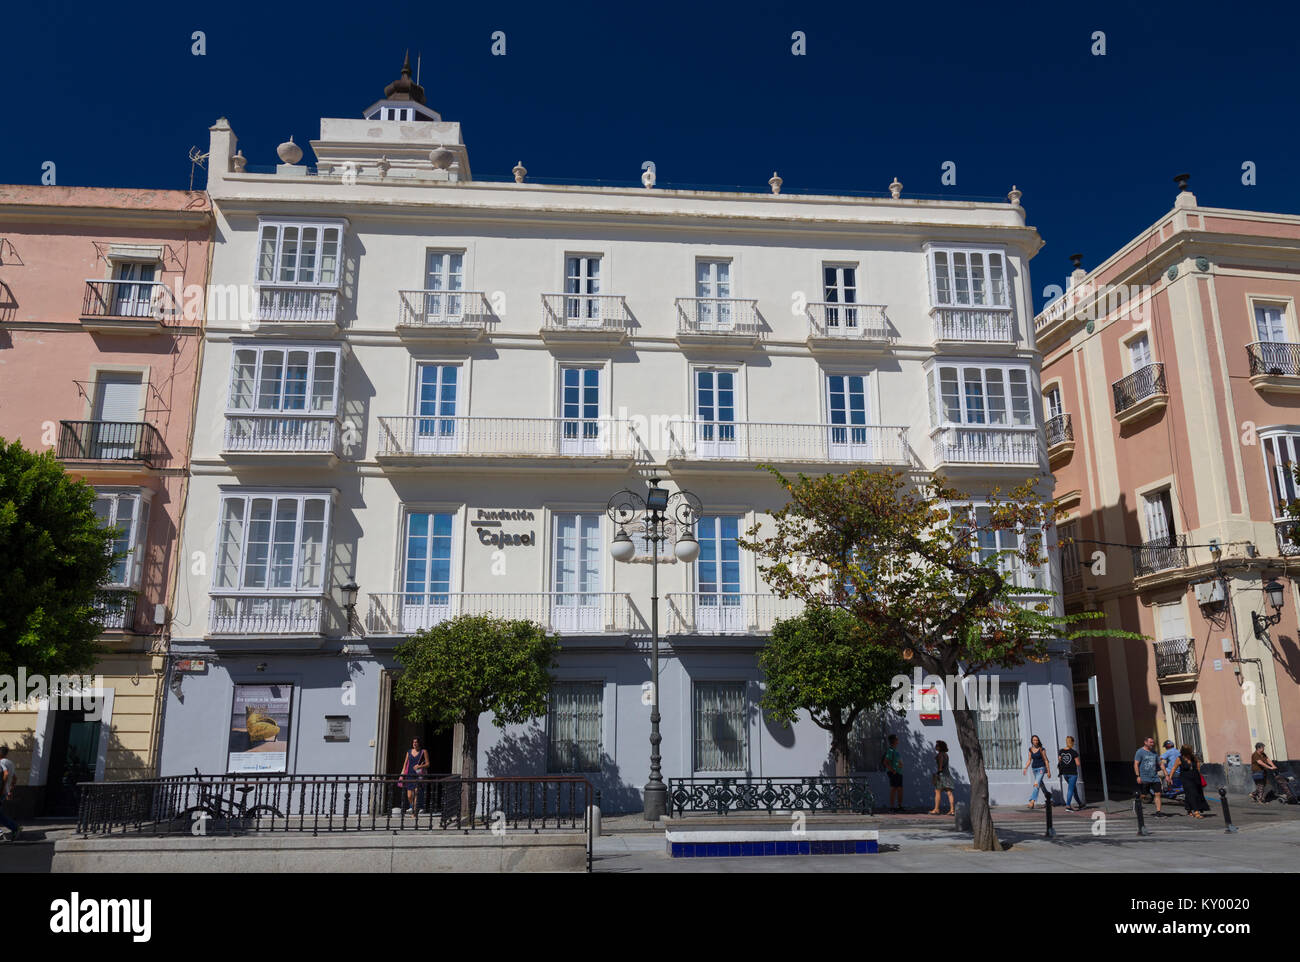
1247,341 -> 1300,377
1130,534 -> 1188,577
1112,362 -> 1166,415
668,776 -> 874,816
57,420 -> 162,463
81,279 -> 177,321
1276,520 -> 1300,556
1045,413 -> 1073,447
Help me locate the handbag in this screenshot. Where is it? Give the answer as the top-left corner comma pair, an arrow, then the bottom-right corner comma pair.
1200,775 -> 1207,788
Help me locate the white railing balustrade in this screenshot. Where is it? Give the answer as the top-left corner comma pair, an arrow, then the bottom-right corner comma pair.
256,287 -> 339,324
675,297 -> 762,337
377,416 -> 648,460
541,293 -> 630,332
666,593 -> 805,635
209,595 -> 325,635
806,302 -> 889,340
366,592 -> 645,635
397,289 -> 491,328
930,306 -> 1014,343
224,414 -> 340,454
667,421 -> 909,464
932,426 -> 1039,465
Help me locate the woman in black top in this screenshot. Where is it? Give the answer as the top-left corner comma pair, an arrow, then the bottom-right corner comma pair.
928,741 -> 955,815
1173,746 -> 1210,817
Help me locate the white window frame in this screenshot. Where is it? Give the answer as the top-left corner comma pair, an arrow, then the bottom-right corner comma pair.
1252,301 -> 1292,343
1122,328 -> 1155,374
93,487 -> 152,589
254,219 -> 345,289
925,360 -> 1035,428
927,246 -> 1011,308
212,491 -> 334,595
226,343 -> 341,415
1260,430 -> 1300,520
952,503 -> 1051,594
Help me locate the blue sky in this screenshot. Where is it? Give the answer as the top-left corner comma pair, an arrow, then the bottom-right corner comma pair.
3,0 -> 1298,308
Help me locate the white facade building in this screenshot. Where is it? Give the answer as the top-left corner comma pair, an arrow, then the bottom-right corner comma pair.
158,62 -> 1076,810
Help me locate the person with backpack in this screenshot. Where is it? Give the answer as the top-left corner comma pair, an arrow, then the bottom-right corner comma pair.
882,733 -> 903,812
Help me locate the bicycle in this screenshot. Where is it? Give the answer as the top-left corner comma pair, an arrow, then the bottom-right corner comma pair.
178,769 -> 284,833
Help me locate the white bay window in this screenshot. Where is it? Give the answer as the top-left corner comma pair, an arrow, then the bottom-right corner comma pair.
225,345 -> 341,452
255,219 -> 345,323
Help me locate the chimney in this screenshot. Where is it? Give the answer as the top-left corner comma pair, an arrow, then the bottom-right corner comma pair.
1068,253 -> 1086,291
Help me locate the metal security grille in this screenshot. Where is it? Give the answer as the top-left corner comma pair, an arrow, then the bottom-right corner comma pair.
694,682 -> 747,771
547,682 -> 603,773
977,683 -> 1022,769
1170,701 -> 1203,757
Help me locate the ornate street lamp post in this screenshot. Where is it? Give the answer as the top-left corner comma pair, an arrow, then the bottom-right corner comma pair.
607,477 -> 702,821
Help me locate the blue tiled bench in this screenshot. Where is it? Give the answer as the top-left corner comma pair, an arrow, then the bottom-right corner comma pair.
665,830 -> 879,858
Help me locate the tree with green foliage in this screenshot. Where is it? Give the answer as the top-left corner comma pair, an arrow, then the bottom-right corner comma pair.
0,439 -> 115,690
739,467 -> 1137,852
760,606 -> 905,778
393,614 -> 560,783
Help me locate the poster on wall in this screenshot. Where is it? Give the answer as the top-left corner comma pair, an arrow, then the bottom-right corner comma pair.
227,684 -> 293,773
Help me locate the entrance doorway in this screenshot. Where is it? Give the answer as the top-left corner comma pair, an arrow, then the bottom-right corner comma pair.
382,681 -> 454,778
43,710 -> 102,816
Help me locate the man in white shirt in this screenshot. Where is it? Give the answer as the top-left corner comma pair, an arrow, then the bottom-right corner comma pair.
0,746 -> 21,840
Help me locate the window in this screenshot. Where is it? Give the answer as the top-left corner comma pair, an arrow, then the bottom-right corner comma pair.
693,368 -> 738,455
930,249 -> 1008,308
1156,602 -> 1187,642
1128,333 -> 1153,371
1262,433 -> 1300,519
823,265 -> 859,328
826,374 -> 868,437
228,346 -> 339,414
849,708 -> 891,773
693,682 -> 747,771
403,512 -> 454,604
110,262 -> 158,317
564,256 -> 602,320
93,490 -> 150,588
214,493 -> 332,593
415,363 -> 459,440
552,513 -> 601,631
976,682 -> 1021,768
1169,700 -> 1203,758
697,517 -> 742,602
954,505 -> 1049,592
1255,305 -> 1287,343
1044,386 -> 1063,421
1142,489 -> 1175,544
256,221 -> 343,287
548,682 -> 603,773
423,251 -> 465,318
695,259 -> 733,326
1058,521 -> 1081,585
926,364 -> 1033,427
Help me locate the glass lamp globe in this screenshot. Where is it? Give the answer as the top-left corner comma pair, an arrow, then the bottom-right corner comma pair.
674,530 -> 700,563
611,529 -> 636,563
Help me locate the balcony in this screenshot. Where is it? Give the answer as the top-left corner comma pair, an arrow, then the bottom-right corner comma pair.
1045,413 -> 1074,464
1131,534 -> 1188,578
255,286 -> 339,332
376,416 -> 648,467
805,303 -> 889,349
666,593 -> 805,635
57,421 -> 162,465
1155,637 -> 1196,681
209,594 -> 325,636
930,306 -> 1015,345
666,421 -> 910,468
366,592 -> 645,636
1246,341 -> 1300,393
541,294 -> 631,342
80,280 -> 177,334
396,289 -> 492,341
675,297 -> 763,345
931,425 -> 1039,467
1112,363 -> 1167,424
223,414 -> 341,462
92,590 -> 135,631
1275,519 -> 1300,556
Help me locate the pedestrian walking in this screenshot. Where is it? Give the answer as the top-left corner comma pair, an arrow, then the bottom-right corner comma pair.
1023,734 -> 1051,808
1134,736 -> 1167,816
883,734 -> 904,812
928,741 -> 955,815
0,746 -> 20,841
1250,742 -> 1280,802
1159,740 -> 1179,791
1172,746 -> 1209,818
399,737 -> 430,814
1058,735 -> 1083,810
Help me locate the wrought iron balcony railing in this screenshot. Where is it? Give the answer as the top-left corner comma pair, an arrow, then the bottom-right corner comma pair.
1112,362 -> 1166,414
223,414 -> 341,455
92,590 -> 135,631
208,594 -> 325,635
675,297 -> 762,337
397,289 -> 491,329
666,421 -> 909,464
366,592 -> 645,635
376,416 -> 648,460
1155,637 -> 1196,678
1045,413 -> 1073,448
541,293 -> 631,332
930,306 -> 1014,343
256,286 -> 339,324
82,280 -> 178,321
1275,519 -> 1300,556
666,593 -> 805,635
1246,341 -> 1300,377
805,302 -> 889,340
1130,534 -> 1188,577
57,420 -> 162,463
931,425 -> 1040,465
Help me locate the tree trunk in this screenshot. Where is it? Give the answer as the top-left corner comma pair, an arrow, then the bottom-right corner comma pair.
951,704 -> 999,851
829,718 -> 852,779
459,711 -> 479,820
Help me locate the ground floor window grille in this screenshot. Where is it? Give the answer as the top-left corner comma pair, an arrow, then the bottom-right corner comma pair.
694,682 -> 747,771
547,682 -> 603,773
976,682 -> 1022,769
1170,700 -> 1203,758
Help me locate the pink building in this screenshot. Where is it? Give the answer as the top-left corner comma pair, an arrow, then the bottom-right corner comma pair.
0,185 -> 211,815
1037,177 -> 1300,791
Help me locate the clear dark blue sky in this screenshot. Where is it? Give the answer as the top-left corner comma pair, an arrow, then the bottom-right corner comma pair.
4,0 -> 1298,307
